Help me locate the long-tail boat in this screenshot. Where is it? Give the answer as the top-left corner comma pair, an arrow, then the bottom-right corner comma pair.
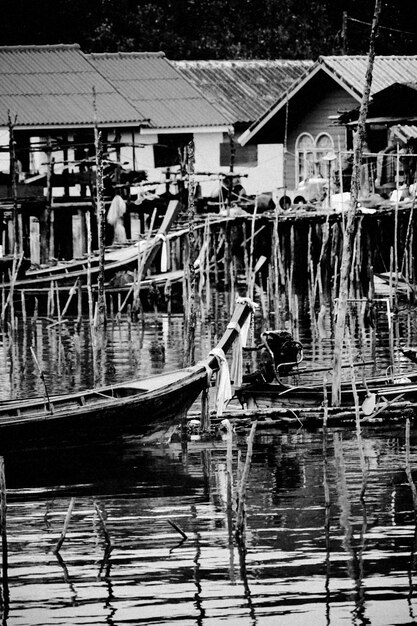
0,298 -> 255,450
235,331 -> 417,425
2,199 -> 181,289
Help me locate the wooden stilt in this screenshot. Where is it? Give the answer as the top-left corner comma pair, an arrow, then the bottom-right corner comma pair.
235,422 -> 257,538
200,386 -> 210,433
21,290 -> 26,325
53,498 -> 76,554
0,457 -> 8,610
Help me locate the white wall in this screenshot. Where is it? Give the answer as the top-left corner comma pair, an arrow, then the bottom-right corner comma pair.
0,127 -> 284,200
194,131 -> 224,175
244,143 -> 284,195
0,129 -> 9,174
193,133 -> 284,198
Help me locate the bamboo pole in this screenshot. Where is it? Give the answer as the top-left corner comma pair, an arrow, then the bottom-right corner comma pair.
222,419 -> 236,583
116,209 -> 157,321
93,87 -> 106,328
205,219 -> 211,317
332,0 -> 381,406
33,296 -> 38,324
7,111 -> 19,256
85,208 -> 95,331
322,406 -> 331,608
21,290 -> 26,324
235,422 -> 257,538
53,498 -> 76,554
1,250 -> 23,329
184,140 -> 198,367
346,330 -> 369,498
247,199 -> 258,301
40,136 -> 54,265
200,386 -> 210,433
77,280 -> 82,328
394,144 -> 400,292
405,419 -> 417,508
0,457 -> 8,611
60,279 -> 79,319
55,281 -> 61,325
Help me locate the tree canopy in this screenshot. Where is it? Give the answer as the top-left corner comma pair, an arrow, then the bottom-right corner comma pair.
2,0 -> 417,59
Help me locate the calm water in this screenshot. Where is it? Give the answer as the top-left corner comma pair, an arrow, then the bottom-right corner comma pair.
1,295 -> 417,400
2,427 -> 417,625
2,296 -> 417,623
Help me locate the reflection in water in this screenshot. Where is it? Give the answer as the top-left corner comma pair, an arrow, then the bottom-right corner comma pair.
3,298 -> 417,623
323,426 -> 331,626
405,419 -> 417,620
2,295 -> 417,402
1,428 -> 417,625
334,433 -> 369,626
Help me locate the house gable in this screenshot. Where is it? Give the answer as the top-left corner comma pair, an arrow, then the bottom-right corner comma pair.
237,69 -> 357,190
284,72 -> 358,190
240,55 -> 417,148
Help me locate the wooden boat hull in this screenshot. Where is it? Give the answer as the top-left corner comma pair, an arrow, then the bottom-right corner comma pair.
3,199 -> 182,289
0,298 -> 255,450
0,368 -> 207,450
236,371 -> 417,416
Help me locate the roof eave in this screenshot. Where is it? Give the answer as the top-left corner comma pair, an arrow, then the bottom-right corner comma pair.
141,124 -> 231,134
346,115 -> 417,126
4,121 -> 148,131
239,59 -> 363,146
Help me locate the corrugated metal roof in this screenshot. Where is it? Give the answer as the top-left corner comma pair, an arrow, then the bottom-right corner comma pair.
88,52 -> 231,129
0,45 -> 143,127
174,59 -> 313,124
391,124 -> 417,142
240,55 -> 417,146
320,56 -> 417,97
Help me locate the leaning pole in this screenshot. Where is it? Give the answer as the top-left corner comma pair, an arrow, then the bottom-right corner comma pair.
331,0 -> 381,406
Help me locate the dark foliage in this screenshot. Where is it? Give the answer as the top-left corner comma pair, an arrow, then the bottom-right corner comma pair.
1,0 -> 416,58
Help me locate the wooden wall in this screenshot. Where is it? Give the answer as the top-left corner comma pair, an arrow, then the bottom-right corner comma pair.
284,71 -> 358,191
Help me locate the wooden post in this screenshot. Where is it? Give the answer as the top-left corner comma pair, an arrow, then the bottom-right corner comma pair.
21,290 -> 26,324
0,457 -> 8,610
223,223 -> 232,289
200,386 -> 210,433
40,136 -> 54,264
247,200 -> 257,301
53,498 -> 76,554
85,208 -> 94,331
93,87 -> 106,328
33,297 -> 38,323
394,144 -> 400,293
72,213 -> 84,259
341,11 -> 348,54
29,216 -> 40,265
184,140 -> 198,367
332,0 -> 381,406
7,111 -> 19,256
346,330 -> 369,498
405,419 -> 417,509
235,422 -> 257,538
165,279 -> 172,316
55,281 -> 61,325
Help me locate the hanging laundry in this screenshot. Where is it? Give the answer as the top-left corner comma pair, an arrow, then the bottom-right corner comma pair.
107,194 -> 127,243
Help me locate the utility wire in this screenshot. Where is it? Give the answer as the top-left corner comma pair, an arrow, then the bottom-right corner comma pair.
347,16 -> 417,37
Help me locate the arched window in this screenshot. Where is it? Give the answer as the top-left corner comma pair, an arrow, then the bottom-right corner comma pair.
295,133 -> 315,183
295,132 -> 335,184
315,133 -> 335,177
